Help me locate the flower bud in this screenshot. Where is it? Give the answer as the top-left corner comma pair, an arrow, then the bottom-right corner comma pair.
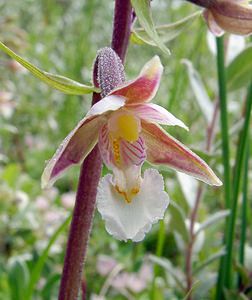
203,0 -> 252,36
96,47 -> 125,97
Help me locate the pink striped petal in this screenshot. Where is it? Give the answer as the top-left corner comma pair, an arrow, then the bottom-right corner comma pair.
120,136 -> 146,167
42,96 -> 126,188
127,103 -> 188,130
98,124 -> 114,168
110,56 -> 163,104
42,114 -> 107,188
141,122 -> 222,186
99,125 -> 146,169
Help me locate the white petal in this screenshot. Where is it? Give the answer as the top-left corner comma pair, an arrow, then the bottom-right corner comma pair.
97,169 -> 169,242
127,103 -> 188,130
86,95 -> 126,117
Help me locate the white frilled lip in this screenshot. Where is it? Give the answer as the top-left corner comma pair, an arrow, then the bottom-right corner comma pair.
96,168 -> 169,242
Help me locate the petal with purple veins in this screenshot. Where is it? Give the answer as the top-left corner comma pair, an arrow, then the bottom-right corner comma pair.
99,124 -> 146,169
141,121 -> 222,186
127,103 -> 188,130
42,114 -> 107,188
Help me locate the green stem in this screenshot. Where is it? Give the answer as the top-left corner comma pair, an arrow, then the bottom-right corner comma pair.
216,36 -> 231,210
215,36 -> 231,300
238,139 -> 249,285
151,220 -> 166,300
156,220 -> 166,258
224,82 -> 252,288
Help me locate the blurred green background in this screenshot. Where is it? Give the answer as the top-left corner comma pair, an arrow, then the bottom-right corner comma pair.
0,0 -> 251,299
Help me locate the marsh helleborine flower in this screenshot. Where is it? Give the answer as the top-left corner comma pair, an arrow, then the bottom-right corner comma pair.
203,0 -> 252,36
42,48 -> 221,242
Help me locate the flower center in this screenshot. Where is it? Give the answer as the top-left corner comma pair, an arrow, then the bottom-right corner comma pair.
108,111 -> 140,142
115,185 -> 140,204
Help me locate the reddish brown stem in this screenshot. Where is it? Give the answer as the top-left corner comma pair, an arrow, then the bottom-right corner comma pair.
58,144 -> 102,300
185,100 -> 219,299
184,0 -> 213,8
58,1 -> 132,299
111,0 -> 132,62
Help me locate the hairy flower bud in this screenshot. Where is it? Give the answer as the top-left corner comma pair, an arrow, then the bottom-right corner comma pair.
96,47 -> 125,97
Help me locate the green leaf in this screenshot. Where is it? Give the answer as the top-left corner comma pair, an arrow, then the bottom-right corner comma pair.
234,261 -> 250,287
169,200 -> 189,242
25,214 -> 71,300
41,274 -> 61,300
1,163 -> 21,187
227,45 -> 252,91
149,255 -> 185,291
132,11 -> 201,47
0,41 -> 100,95
195,210 -> 230,236
224,289 -> 249,300
182,280 -> 200,300
193,248 -> 226,274
183,59 -> 214,124
8,258 -> 30,300
130,0 -> 170,55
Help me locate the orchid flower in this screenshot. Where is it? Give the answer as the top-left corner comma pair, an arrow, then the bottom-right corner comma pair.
203,0 -> 252,36
42,49 -> 221,242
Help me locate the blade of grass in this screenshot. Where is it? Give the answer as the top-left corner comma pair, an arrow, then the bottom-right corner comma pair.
224,81 -> 252,288
215,36 -> 231,300
25,214 -> 71,300
238,139 -> 249,286
151,219 -> 166,300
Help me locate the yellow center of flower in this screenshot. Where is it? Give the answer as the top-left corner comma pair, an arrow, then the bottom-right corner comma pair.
115,185 -> 140,204
112,139 -> 121,165
115,114 -> 139,142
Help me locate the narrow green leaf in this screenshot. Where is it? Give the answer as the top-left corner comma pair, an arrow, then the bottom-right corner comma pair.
8,258 -> 30,300
224,289 -> 249,300
131,0 -> 170,55
132,11 -> 201,46
195,210 -> 230,236
183,59 -> 214,124
169,200 -> 189,242
227,45 -> 252,91
0,41 -> 99,95
182,281 -> 200,300
25,214 -> 71,300
149,255 -> 185,291
234,262 -> 250,287
193,248 -> 226,275
41,274 -> 61,300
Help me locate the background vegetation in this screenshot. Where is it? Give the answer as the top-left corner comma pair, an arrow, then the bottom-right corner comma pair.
0,0 -> 251,299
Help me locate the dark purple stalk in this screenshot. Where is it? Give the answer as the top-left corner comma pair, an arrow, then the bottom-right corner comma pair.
58,1 -> 132,299
184,0 -> 213,8
111,0 -> 132,62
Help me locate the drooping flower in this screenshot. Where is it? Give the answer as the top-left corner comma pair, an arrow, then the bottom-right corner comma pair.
42,48 -> 221,242
203,0 -> 252,36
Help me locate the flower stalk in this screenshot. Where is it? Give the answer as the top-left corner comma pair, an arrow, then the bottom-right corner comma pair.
57,1 -> 132,299
224,81 -> 252,289
185,100 -> 219,300
215,35 -> 231,300
239,140 -> 249,286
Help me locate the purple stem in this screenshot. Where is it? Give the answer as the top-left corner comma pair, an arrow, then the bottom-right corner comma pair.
184,0 -> 213,8
111,0 -> 132,62
185,100 -> 219,299
58,1 -> 132,299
